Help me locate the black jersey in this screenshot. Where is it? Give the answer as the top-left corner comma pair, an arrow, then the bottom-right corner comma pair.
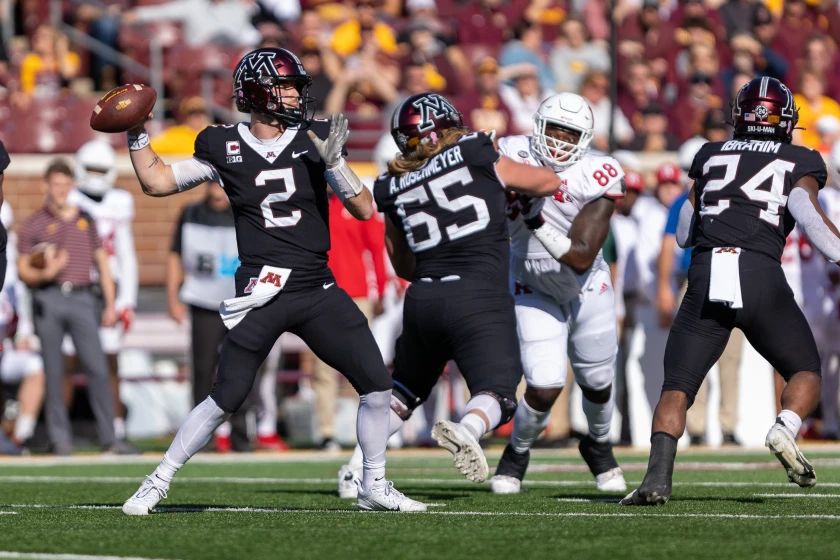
373,132 -> 509,287
689,139 -> 827,261
193,120 -> 336,290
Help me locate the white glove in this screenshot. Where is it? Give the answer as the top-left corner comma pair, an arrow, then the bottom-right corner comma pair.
307,113 -> 349,167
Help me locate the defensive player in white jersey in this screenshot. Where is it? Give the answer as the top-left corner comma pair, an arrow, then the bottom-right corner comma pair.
491,93 -> 627,493
65,140 -> 138,445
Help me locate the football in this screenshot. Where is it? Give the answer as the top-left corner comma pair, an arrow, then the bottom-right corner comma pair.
29,242 -> 55,269
89,84 -> 156,133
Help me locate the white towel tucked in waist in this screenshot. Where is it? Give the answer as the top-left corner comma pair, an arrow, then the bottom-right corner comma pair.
708,247 -> 742,309
219,266 -> 291,329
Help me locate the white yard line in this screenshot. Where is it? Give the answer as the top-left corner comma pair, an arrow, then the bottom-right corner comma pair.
1,504 -> 839,520
0,553 -> 177,560
756,493 -> 840,498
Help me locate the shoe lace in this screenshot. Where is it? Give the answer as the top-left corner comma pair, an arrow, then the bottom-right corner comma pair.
137,477 -> 168,500
383,481 -> 405,500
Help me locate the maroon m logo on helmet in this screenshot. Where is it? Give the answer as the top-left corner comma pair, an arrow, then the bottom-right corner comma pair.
234,51 -> 279,84
412,94 -> 459,132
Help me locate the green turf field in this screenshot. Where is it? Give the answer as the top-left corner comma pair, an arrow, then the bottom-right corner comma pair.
1,447 -> 840,560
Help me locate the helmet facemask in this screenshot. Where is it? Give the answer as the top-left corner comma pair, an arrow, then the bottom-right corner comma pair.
531,117 -> 592,170
234,69 -> 314,126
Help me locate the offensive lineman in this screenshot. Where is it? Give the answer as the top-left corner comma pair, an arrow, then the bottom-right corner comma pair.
338,92 -> 562,495
122,47 -> 424,514
491,93 -> 627,493
66,140 -> 138,446
623,77 -> 840,505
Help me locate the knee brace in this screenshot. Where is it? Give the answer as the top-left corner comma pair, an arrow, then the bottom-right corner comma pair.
475,390 -> 518,424
390,381 -> 423,421
580,383 -> 612,405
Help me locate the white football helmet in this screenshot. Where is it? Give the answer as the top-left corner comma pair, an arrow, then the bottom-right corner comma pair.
830,139 -> 840,189
678,136 -> 708,173
531,92 -> 594,170
75,140 -> 117,197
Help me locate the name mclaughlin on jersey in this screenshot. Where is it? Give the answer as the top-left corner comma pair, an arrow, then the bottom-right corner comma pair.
390,145 -> 465,194
721,139 -> 782,153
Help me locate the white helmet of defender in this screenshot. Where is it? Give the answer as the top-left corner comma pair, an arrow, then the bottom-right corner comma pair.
830,139 -> 840,189
678,137 -> 708,173
531,92 -> 594,170
75,140 -> 117,197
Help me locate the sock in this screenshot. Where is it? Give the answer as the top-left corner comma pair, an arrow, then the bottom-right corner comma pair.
582,390 -> 614,443
459,394 -> 502,441
257,371 -> 278,437
510,397 -> 551,454
644,432 -> 678,485
357,390 -> 391,492
13,414 -> 36,443
152,397 -> 229,488
778,409 -> 803,436
113,417 -> 126,441
349,408 -> 404,469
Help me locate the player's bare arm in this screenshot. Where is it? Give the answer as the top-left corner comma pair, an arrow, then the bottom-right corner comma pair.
308,113 -> 374,220
384,215 -> 415,281
95,247 -> 118,327
496,155 -> 561,196
789,175 -> 840,262
126,116 -> 179,197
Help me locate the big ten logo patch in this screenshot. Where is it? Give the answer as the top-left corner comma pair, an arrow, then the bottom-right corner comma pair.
226,141 -> 242,163
259,271 -> 283,287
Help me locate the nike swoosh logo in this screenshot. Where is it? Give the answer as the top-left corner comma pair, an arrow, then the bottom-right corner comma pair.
323,282 -> 335,289
374,476 -> 384,481
292,150 -> 308,158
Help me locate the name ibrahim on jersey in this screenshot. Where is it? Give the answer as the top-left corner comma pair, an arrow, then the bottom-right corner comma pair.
336,92 -> 562,495
490,92 -> 627,495
622,77 -> 840,506
121,47 -> 426,514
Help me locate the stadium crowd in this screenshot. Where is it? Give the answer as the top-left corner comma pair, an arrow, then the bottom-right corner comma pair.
0,0 -> 840,454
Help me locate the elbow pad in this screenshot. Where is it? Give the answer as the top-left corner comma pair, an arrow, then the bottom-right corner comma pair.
789,188 -> 840,263
325,158 -> 363,203
532,222 -> 572,261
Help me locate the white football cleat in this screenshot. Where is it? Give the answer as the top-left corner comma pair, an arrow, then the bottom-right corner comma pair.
766,421 -> 816,488
356,480 -> 427,512
338,464 -> 361,499
122,476 -> 168,516
595,467 -> 627,492
489,475 -> 521,494
431,420 -> 489,483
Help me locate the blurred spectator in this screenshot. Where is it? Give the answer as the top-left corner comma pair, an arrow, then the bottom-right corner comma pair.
670,0 -> 726,40
580,70 -> 634,150
398,19 -> 463,95
617,0 -> 676,83
816,115 -> 840,156
400,0 -> 456,46
299,8 -> 333,47
654,163 -> 687,330
719,0 -> 759,40
499,63 -> 556,135
310,188 -> 387,452
500,19 -> 555,92
124,0 -> 261,48
627,104 -> 679,152
747,5 -> 790,80
454,57 -> 513,136
772,0 -> 815,63
382,62 -> 430,127
550,16 -> 610,95
670,17 -> 721,98
150,97 -> 212,156
457,0 -> 526,45
299,38 -> 337,115
581,0 -> 610,42
702,108 -> 731,143
786,34 -> 840,102
618,59 -> 658,134
19,25 -> 80,98
324,42 -> 399,116
669,72 -> 723,142
17,160 -> 119,456
330,0 -> 399,58
252,0 -> 302,24
794,70 -> 840,149
524,0 -> 570,42
75,3 -> 122,90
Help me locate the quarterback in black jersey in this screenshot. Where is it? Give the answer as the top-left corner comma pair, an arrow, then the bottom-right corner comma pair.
338,92 -> 561,488
121,48 -> 425,514
623,78 -> 840,506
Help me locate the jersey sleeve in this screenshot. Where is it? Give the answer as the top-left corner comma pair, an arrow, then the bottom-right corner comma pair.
688,143 -> 712,181
496,135 -> 530,161
372,173 -> 393,213
576,156 -> 626,204
793,146 -> 828,190
193,126 -> 213,165
457,132 -> 499,167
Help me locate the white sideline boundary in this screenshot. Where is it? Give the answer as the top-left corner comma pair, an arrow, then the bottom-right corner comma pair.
1,504 -> 840,520
3,475 -> 840,488
756,493 -> 840,498
0,553 -> 176,560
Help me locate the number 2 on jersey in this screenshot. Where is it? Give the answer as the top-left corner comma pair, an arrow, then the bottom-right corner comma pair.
394,167 -> 490,252
700,155 -> 795,226
255,168 -> 301,228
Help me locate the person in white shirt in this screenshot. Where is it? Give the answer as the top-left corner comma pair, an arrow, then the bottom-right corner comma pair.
491,93 -> 628,493
580,70 -> 634,151
499,63 -> 557,135
64,140 -> 138,448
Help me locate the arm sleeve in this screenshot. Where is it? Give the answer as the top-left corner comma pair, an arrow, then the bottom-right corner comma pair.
789,187 -> 840,263
113,216 -> 139,310
795,147 -> 828,190
171,158 -> 221,192
675,197 -> 697,249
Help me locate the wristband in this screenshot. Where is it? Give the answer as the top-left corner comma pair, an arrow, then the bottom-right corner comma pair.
325,157 -> 364,202
127,130 -> 150,151
532,223 -> 572,261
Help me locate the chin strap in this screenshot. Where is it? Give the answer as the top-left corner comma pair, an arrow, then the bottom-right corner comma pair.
325,157 -> 364,202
